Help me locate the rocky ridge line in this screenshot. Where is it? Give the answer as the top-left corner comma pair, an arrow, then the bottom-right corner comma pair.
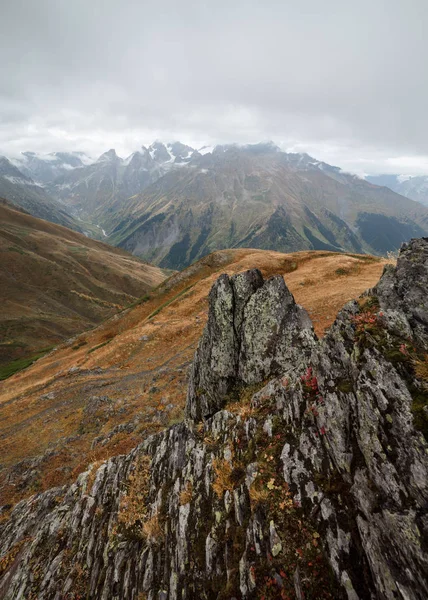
1,239 -> 428,599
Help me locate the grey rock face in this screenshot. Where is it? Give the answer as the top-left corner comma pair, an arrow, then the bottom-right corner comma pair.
238,275 -> 315,384
374,237 -> 428,346
186,269 -> 315,421
1,239 -> 428,599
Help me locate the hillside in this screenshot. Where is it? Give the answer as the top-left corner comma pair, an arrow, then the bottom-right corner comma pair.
0,200 -> 166,371
0,238 -> 427,599
0,248 -> 389,507
108,144 -> 428,268
44,142 -> 196,223
0,157 -> 81,231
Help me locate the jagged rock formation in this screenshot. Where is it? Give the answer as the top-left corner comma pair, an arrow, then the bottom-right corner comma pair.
1,239 -> 428,599
186,270 -> 315,421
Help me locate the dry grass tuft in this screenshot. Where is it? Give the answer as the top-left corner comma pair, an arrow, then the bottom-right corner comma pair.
212,457 -> 234,498
142,510 -> 164,544
227,397 -> 256,419
414,354 -> 428,382
249,479 -> 270,506
180,481 -> 193,505
115,454 -> 151,539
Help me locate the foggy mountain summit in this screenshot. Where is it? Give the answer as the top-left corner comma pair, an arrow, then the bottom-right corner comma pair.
3,142 -> 428,267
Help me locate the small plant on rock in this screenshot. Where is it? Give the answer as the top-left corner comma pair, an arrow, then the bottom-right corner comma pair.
212,457 -> 234,498
113,454 -> 151,541
180,481 -> 193,505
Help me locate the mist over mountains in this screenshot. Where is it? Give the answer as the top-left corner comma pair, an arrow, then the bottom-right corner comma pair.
2,141 -> 428,268
367,173 -> 428,207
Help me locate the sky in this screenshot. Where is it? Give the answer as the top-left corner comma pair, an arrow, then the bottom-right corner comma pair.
1,0 -> 428,175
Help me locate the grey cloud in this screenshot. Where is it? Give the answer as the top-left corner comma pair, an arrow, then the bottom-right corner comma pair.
1,0 -> 428,174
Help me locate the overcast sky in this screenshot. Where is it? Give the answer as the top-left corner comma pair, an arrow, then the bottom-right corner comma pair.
1,0 -> 427,175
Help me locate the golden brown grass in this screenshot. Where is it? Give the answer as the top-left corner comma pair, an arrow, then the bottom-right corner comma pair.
142,510 -> 164,544
115,455 -> 151,539
212,457 -> 234,498
0,201 -> 165,366
226,397 -> 256,420
414,354 -> 428,382
179,481 -> 193,505
248,479 -> 270,506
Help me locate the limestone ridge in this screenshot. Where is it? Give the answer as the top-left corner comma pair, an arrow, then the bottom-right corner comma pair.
1,240 -> 428,599
186,269 -> 316,421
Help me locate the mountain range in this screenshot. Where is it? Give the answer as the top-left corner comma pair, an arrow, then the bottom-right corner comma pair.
0,156 -> 81,231
2,142 -> 428,267
366,173 -> 428,207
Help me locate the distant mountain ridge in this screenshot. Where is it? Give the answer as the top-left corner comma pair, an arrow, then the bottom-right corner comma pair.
2,142 -> 428,266
0,155 -> 82,231
106,142 -> 428,268
44,141 -> 199,223
11,150 -> 94,185
367,173 -> 428,207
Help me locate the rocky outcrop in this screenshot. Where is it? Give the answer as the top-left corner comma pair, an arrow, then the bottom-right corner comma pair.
186,269 -> 315,421
1,239 -> 428,599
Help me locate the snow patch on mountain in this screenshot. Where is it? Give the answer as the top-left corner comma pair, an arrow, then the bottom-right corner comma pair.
198,146 -> 215,155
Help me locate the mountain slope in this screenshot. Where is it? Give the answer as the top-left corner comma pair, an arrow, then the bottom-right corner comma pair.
0,156 -> 81,231
11,151 -> 93,185
47,142 -> 197,226
367,173 -> 428,207
0,239 -> 427,599
6,143 -> 428,262
0,247 -> 388,506
109,144 -> 428,267
0,200 -> 166,368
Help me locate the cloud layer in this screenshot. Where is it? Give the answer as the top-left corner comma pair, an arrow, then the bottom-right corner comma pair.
1,0 -> 427,174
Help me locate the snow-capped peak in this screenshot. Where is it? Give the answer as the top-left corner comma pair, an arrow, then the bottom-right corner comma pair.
198,145 -> 215,156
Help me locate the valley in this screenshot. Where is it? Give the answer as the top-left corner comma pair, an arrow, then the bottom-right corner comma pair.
2,143 -> 428,270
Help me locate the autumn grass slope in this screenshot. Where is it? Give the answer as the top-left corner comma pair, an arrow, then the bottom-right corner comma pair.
0,200 -> 166,371
0,247 -> 390,508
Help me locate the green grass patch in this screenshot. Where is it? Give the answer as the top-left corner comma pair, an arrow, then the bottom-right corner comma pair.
72,340 -> 88,350
411,391 -> 428,442
87,340 -> 112,354
7,246 -> 27,255
348,253 -> 381,262
125,293 -> 152,310
0,346 -> 54,381
68,246 -> 88,255
146,284 -> 195,320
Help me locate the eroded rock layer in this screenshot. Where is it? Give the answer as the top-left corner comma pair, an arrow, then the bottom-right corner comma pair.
1,239 -> 428,599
